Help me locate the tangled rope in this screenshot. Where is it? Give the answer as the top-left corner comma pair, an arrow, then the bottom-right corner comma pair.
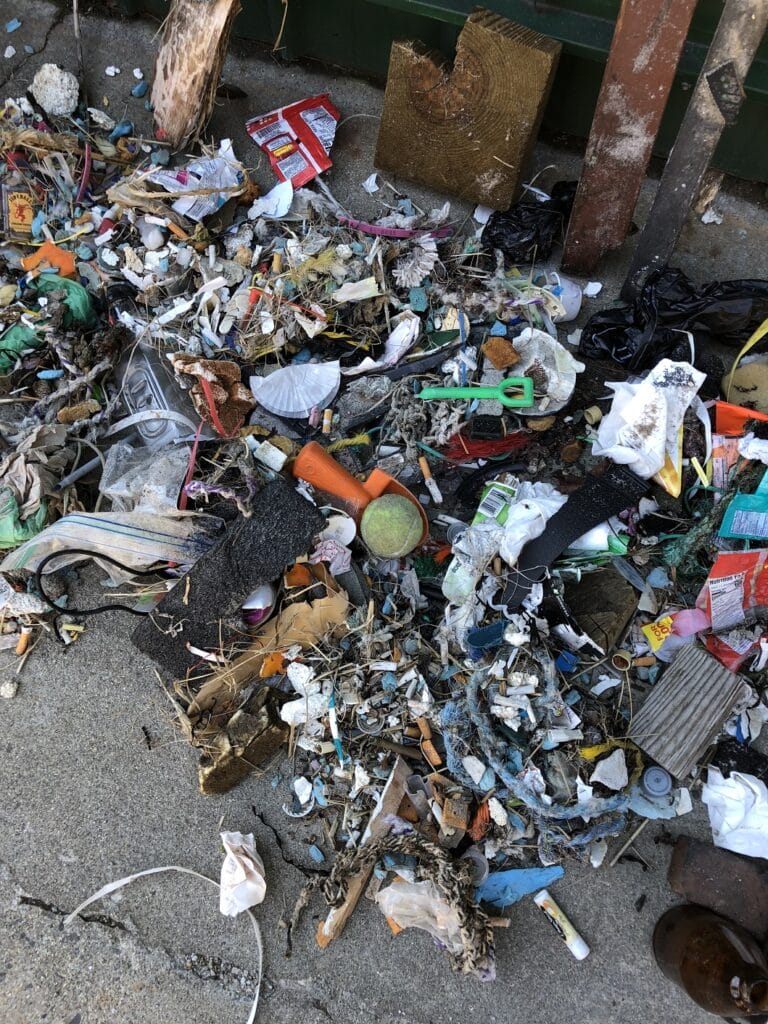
291,825 -> 495,977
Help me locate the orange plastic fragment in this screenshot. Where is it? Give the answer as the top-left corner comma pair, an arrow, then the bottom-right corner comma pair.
468,801 -> 491,842
285,563 -> 313,588
259,650 -> 286,677
21,241 -> 76,278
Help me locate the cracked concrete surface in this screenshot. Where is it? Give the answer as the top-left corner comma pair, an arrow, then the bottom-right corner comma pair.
2,3 -> 768,1023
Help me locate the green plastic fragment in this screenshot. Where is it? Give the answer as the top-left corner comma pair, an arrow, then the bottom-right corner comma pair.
0,487 -> 47,549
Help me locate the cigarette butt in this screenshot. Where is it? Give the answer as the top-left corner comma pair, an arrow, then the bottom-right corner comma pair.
632,655 -> 656,667
15,627 -> 31,656
584,405 -> 602,426
421,738 -> 442,768
322,408 -> 333,435
271,251 -> 282,274
167,222 -> 189,241
418,456 -> 433,481
489,917 -> 511,928
493,557 -> 502,575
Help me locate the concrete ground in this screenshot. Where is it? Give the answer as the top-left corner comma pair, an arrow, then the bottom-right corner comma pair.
2,5 -> 768,1024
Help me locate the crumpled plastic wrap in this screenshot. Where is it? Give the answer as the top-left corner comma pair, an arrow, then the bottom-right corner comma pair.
375,879 -> 464,953
701,768 -> 768,859
592,360 -> 705,481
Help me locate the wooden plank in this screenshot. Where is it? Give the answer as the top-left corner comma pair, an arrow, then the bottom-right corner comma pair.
622,0 -> 768,298
561,0 -> 698,275
629,645 -> 744,779
151,0 -> 242,150
316,755 -> 411,948
374,7 -> 561,207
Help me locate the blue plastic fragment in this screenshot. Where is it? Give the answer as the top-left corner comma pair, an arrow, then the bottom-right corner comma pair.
24,43 -> 34,54
475,865 -> 564,908
312,778 -> 328,807
466,619 -> 506,661
37,368 -> 64,380
478,766 -> 496,791
31,210 -> 46,237
408,286 -> 428,312
490,320 -> 507,336
555,650 -> 579,673
131,80 -> 148,98
150,147 -> 170,165
5,18 -> 21,32
381,671 -> 398,692
308,844 -> 326,863
108,120 -> 134,144
647,566 -> 672,589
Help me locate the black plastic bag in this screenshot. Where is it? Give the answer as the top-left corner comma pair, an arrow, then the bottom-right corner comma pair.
579,268 -> 768,371
481,181 -> 577,265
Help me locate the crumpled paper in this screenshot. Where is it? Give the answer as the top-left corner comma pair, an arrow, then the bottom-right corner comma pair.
701,768 -> 768,858
219,831 -> 267,916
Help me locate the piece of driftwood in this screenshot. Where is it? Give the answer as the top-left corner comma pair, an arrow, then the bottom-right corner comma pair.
629,645 -> 744,779
316,755 -> 411,948
622,0 -> 768,298
151,0 -> 242,150
375,7 -> 560,207
562,0 -> 698,275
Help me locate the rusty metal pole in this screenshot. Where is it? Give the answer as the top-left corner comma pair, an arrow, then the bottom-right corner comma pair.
561,0 -> 698,276
622,0 -> 768,299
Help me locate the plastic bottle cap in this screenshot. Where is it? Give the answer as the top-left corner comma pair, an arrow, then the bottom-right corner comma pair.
642,766 -> 672,797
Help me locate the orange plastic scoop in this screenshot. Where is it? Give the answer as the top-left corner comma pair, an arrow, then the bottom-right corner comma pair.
292,441 -> 429,545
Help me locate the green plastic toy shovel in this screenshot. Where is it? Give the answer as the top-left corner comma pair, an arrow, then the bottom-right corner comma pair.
417,376 -> 534,408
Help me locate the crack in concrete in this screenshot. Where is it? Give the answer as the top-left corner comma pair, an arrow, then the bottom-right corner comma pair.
16,890 -> 258,999
0,5 -> 71,92
18,894 -> 128,932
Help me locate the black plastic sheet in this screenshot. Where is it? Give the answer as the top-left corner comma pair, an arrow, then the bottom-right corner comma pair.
579,268 -> 768,371
481,181 -> 577,265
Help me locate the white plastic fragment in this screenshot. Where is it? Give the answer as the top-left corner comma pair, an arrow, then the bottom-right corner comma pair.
583,281 -> 603,298
294,776 -> 314,805
331,276 -> 381,302
105,65 -> 120,76
219,831 -> 267,916
473,204 -> 494,224
247,179 -> 293,220
590,749 -> 628,791
701,207 -> 723,225
361,172 -> 379,193
4,45 -> 15,59
132,67 -> 144,79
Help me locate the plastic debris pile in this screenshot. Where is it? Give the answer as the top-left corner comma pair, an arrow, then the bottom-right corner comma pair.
5,68 -> 768,981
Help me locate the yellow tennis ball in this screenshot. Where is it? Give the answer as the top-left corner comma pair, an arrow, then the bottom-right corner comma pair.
360,494 -> 423,558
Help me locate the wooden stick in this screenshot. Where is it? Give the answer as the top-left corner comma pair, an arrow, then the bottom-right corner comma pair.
622,0 -> 768,298
562,0 -> 697,274
316,756 -> 411,948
